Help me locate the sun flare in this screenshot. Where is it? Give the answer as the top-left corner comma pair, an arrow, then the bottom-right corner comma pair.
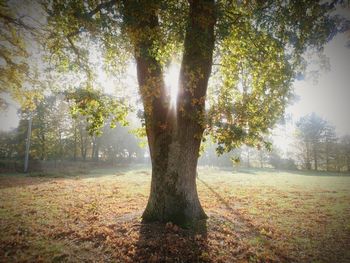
165,63 -> 180,107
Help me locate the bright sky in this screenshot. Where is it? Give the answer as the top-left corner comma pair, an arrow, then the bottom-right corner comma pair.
272,32 -> 350,153
289,33 -> 350,134
1,32 -> 349,153
0,94 -> 19,131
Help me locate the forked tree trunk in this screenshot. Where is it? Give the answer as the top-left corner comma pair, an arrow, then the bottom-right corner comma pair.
123,0 -> 216,225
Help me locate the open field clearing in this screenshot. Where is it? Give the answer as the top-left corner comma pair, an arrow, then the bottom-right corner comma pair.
0,167 -> 349,262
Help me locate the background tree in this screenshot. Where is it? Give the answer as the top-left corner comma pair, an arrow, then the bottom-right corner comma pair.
9,92 -> 137,165
322,124 -> 338,171
198,141 -> 241,167
269,147 -> 297,170
99,123 -> 146,164
0,130 -> 17,159
256,148 -> 270,169
295,113 -> 328,171
339,135 -> 350,172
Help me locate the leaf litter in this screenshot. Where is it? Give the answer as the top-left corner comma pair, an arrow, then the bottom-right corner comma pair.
0,167 -> 349,262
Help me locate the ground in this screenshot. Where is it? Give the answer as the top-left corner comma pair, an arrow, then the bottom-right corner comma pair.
0,166 -> 349,262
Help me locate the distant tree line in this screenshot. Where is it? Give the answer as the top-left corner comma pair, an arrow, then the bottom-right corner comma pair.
198,143 -> 297,171
1,99 -> 349,174
0,94 -> 147,171
198,113 -> 350,173
295,113 -> 350,172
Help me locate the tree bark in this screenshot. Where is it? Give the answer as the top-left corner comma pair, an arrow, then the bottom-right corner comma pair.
91,136 -> 99,161
24,114 -> 32,173
313,146 -> 318,171
326,147 -> 330,172
123,0 -> 216,225
73,121 -> 77,161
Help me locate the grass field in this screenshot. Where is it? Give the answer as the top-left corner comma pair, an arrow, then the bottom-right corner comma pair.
0,166 -> 349,262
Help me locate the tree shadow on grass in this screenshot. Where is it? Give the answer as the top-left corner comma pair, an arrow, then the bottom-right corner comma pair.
198,178 -> 294,262
133,220 -> 209,262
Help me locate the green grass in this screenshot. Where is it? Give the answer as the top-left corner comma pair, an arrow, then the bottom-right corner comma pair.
0,166 -> 349,262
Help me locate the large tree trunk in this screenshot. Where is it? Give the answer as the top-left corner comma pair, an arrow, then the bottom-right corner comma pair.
123,0 -> 216,225
142,131 -> 206,224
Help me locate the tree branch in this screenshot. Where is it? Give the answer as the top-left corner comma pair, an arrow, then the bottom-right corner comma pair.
0,13 -> 35,31
66,0 -> 118,39
83,0 -> 118,19
66,36 -> 90,73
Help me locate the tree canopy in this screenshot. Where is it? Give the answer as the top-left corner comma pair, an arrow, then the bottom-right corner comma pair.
0,0 -> 44,109
41,0 -> 348,151
0,1 -> 29,107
